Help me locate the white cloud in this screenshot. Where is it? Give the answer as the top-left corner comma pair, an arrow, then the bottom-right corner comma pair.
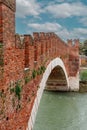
16,0 -> 87,19
16,0 -> 87,42
71,28 -> 87,41
56,28 -> 70,40
60,28 -> 87,41
28,22 -> 62,32
80,17 -> 87,26
16,0 -> 41,18
64,28 -> 87,41
27,22 -> 87,41
45,2 -> 87,18
73,28 -> 87,35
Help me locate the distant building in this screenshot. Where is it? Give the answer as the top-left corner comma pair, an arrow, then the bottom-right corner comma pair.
80,55 -> 87,67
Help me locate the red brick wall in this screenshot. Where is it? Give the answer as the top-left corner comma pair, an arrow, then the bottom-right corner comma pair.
0,0 -> 79,129
68,39 -> 79,76
24,35 -> 34,70
0,0 -> 16,89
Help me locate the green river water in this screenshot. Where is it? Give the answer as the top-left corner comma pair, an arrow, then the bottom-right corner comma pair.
33,91 -> 87,130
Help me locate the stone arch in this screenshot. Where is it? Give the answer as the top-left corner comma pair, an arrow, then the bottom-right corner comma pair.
39,57 -> 69,92
26,57 -> 69,130
46,65 -> 69,91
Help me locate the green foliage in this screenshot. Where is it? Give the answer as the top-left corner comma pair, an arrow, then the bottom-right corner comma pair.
41,65 -> 46,72
0,90 -> 5,98
15,81 -> 22,100
84,50 -> 87,56
0,43 -> 3,48
24,65 -> 46,84
37,66 -> 46,75
25,76 -> 31,84
31,66 -> 46,79
0,109 -> 4,115
84,40 -> 87,45
0,59 -> 4,66
32,69 -> 37,79
80,70 -> 87,81
37,67 -> 43,75
9,80 -> 22,110
0,91 -> 3,97
16,104 -> 21,111
80,40 -> 87,56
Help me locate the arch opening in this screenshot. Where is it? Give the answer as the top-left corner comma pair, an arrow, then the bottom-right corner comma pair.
46,65 -> 68,91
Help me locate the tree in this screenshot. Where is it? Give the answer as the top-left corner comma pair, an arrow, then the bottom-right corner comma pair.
79,40 -> 87,56
83,40 -> 87,56
79,42 -> 84,55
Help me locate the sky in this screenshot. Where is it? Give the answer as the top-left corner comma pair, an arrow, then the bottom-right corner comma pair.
16,0 -> 87,42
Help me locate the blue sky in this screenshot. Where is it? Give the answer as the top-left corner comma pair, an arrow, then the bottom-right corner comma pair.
16,0 -> 87,42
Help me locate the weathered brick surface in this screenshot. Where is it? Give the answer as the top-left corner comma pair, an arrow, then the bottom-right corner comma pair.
68,39 -> 79,76
0,0 -> 79,129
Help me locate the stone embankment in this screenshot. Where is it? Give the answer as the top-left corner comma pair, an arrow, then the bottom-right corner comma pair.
79,81 -> 87,92
79,67 -> 87,92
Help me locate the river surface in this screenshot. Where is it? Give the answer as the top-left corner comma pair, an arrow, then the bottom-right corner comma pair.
33,91 -> 87,130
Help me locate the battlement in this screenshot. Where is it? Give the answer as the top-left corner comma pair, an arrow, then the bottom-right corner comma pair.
67,39 -> 79,47
15,32 -> 67,48
0,0 -> 15,11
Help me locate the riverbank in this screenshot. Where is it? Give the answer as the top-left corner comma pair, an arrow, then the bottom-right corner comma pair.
79,81 -> 87,92
79,67 -> 87,92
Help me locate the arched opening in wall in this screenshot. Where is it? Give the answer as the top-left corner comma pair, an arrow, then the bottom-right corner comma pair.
46,66 -> 68,91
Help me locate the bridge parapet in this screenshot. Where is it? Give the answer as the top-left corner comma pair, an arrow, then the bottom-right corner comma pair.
0,31 -> 79,89
10,32 -> 79,80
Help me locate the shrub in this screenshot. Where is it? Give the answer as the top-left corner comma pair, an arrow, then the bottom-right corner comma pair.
80,70 -> 87,81
32,69 -> 37,79
0,43 -> 3,48
15,81 -> 22,100
25,76 -> 31,84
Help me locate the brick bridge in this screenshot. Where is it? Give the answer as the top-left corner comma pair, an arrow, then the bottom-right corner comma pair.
0,0 -> 79,130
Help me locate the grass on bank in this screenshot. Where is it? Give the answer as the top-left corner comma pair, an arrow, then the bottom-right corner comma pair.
80,70 -> 87,81
79,69 -> 87,92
